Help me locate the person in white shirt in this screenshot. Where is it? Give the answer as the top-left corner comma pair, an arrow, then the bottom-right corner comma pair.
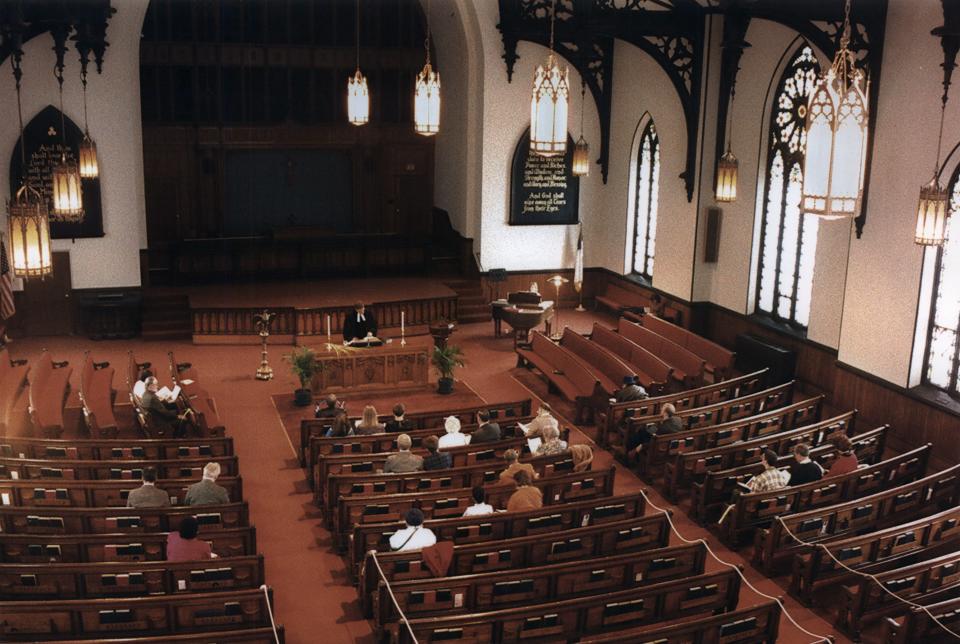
462,485 -> 494,517
438,416 -> 470,449
518,403 -> 559,439
388,508 -> 437,552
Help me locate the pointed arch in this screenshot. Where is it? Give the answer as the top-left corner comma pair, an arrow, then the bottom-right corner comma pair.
625,113 -> 660,280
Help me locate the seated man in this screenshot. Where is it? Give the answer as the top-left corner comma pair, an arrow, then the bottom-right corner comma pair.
140,376 -> 192,438
422,435 -> 452,470
788,443 -> 824,486
342,301 -> 378,343
315,394 -> 343,419
383,434 -> 424,473
184,462 -> 229,506
385,403 -> 414,433
471,410 -> 501,443
389,508 -> 437,552
744,449 -> 789,493
614,376 -> 648,403
626,403 -> 682,465
166,516 -> 218,562
126,467 -> 170,508
498,448 -> 538,485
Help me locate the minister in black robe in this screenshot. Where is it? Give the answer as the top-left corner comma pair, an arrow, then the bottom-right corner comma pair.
343,303 -> 378,342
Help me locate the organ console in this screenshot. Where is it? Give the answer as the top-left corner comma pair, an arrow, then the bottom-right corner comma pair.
491,291 -> 556,348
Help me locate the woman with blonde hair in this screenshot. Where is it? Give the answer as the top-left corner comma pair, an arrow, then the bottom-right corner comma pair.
354,405 -> 385,435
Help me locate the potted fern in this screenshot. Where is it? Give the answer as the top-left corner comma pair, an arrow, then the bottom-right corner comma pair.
432,344 -> 465,395
285,346 -> 319,406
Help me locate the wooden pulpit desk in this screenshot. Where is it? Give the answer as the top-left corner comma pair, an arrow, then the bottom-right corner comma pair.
309,343 -> 429,394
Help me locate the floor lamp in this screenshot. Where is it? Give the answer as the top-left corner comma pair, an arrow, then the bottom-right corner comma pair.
547,275 -> 568,341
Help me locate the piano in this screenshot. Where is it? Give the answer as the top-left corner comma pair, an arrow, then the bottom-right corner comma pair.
491,291 -> 555,347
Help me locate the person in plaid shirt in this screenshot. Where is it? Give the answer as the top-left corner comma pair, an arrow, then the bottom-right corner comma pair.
745,449 -> 790,493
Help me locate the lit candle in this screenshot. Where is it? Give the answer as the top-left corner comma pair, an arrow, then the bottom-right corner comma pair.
326,314 -> 331,342
401,311 -> 405,336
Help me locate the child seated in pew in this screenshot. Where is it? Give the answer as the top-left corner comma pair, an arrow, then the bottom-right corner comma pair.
166,516 -> 219,562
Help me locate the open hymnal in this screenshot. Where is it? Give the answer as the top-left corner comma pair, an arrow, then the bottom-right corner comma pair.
156,386 -> 181,403
527,437 -> 542,454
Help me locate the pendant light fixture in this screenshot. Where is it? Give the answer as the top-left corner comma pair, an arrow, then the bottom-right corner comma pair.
347,0 -> 369,126
51,31 -> 84,222
571,80 -> 589,177
77,62 -> 98,178
6,50 -> 53,279
715,88 -> 738,202
801,0 -> 870,220
530,0 -> 569,157
414,0 -> 440,136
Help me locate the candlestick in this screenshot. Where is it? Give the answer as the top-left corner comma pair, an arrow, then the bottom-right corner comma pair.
326,314 -> 331,346
400,310 -> 406,346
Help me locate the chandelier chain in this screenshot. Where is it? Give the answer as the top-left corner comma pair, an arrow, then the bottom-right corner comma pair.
549,0 -> 557,52
10,55 -> 27,173
424,0 -> 431,65
81,68 -> 90,135
579,79 -> 585,136
355,0 -> 360,72
54,49 -> 69,161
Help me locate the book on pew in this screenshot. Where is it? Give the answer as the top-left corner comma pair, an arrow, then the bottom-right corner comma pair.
156,385 -> 181,403
528,437 -> 542,453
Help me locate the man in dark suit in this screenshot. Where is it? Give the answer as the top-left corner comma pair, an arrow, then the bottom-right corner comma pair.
342,302 -> 378,343
471,410 -> 501,443
385,403 -> 414,433
141,377 -> 191,438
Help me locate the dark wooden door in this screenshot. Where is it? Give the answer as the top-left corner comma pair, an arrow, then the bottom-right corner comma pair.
19,252 -> 73,336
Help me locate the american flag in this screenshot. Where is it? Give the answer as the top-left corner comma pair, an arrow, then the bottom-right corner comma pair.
0,239 -> 15,320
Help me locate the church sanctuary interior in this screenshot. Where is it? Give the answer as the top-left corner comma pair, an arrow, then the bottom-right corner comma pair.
3,0 -> 960,642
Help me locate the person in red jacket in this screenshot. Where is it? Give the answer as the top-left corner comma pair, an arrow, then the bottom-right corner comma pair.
825,434 -> 859,477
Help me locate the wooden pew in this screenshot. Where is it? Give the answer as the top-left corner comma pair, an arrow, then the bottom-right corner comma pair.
0,436 -> 235,461
639,314 -> 736,381
27,350 -> 72,438
882,593 -> 960,644
167,351 -> 224,437
361,513 -> 672,615
580,601 -> 782,643
0,454 -> 239,481
336,467 -> 616,546
601,368 -> 768,447
395,569 -> 741,643
589,323 -> 671,395
663,411 -> 858,501
618,317 -> 706,387
299,398 -> 532,467
349,492 -> 647,580
0,555 -> 264,601
639,394 -> 822,477
0,475 -> 243,508
558,327 -> 636,397
789,504 -> 960,603
693,424 -> 886,524
752,464 -> 960,573
79,351 -> 118,438
838,550 -> 960,640
594,281 -> 656,315
373,543 -> 708,636
515,331 -> 603,423
0,526 -> 256,562
53,627 -> 285,643
0,587 -> 276,641
0,502 -> 249,535
723,445 -> 933,546
0,348 -> 29,435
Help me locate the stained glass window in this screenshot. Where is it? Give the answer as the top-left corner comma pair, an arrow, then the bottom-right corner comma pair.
632,121 -> 660,279
755,46 -> 821,330
923,173 -> 960,398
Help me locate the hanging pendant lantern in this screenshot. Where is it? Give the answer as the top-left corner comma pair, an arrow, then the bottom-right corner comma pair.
414,0 -> 441,136
571,80 -> 589,176
51,41 -> 83,221
530,0 -> 569,157
7,184 -> 53,278
715,145 -> 739,203
801,0 -> 869,220
915,175 -> 949,246
347,0 -> 369,126
78,68 -> 98,178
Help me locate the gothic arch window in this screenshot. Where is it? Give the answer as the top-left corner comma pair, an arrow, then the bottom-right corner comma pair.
631,120 -> 660,279
922,170 -> 960,398
755,45 -> 821,330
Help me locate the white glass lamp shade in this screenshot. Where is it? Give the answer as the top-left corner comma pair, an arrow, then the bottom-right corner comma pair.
7,184 -> 52,278
530,54 -> 569,157
915,175 -> 950,246
347,69 -> 369,126
78,135 -> 99,179
572,136 -> 589,176
51,156 -> 84,222
715,148 -> 739,203
414,63 -> 441,136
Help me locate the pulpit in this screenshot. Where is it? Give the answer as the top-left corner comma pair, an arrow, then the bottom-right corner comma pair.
491,291 -> 555,347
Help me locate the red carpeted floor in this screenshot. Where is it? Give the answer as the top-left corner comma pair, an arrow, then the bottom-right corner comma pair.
5,303 -> 852,643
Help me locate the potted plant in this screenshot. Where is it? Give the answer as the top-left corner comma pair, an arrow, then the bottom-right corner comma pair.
285,346 -> 319,406
432,344 -> 465,395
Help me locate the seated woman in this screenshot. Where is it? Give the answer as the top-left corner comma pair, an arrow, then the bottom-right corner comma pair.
326,414 -> 353,438
166,516 -> 218,562
535,425 -> 568,456
354,405 -> 385,435
825,434 -> 859,477
462,485 -> 494,517
438,416 -> 470,449
518,403 -> 558,439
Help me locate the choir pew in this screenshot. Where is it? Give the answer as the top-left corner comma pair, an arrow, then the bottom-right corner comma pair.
589,323 -> 671,395
515,331 -> 603,423
0,435 -> 234,461
0,454 -> 239,481
27,350 -> 72,438
79,352 -> 118,438
0,502 -> 249,535
618,317 -> 706,387
558,327 -> 637,397
0,348 -> 29,435
0,476 -> 243,508
638,314 -> 736,381
167,351 -> 224,437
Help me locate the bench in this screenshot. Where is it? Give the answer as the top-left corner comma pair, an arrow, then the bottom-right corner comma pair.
663,410 -> 858,502
693,423 -> 885,525
300,399 -> 531,467
0,436 -> 235,461
79,352 -> 118,438
594,281 -> 655,315
0,556 -> 264,599
516,331 -> 603,423
0,587 -> 276,641
558,327 -> 636,396
753,463 -> 960,573
361,513 -> 672,616
618,317 -> 705,386
724,445 -> 933,546
53,628 -> 285,643
589,323 -> 671,395
348,492 -> 647,580
0,454 -> 239,482
0,502 -> 249,535
601,368 -> 768,447
27,350 -> 72,438
0,476 -> 243,508
838,550 -> 960,640
373,543 -> 707,637
0,348 -> 29,435
167,351 -> 224,437
639,314 -> 736,380
882,592 -> 960,644
395,569 -> 740,643
789,504 -> 960,603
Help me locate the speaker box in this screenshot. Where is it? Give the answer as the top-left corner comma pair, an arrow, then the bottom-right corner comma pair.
704,207 -> 722,263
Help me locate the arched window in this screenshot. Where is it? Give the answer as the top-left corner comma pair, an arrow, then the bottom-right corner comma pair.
922,172 -> 960,398
631,120 -> 660,279
755,46 -> 821,330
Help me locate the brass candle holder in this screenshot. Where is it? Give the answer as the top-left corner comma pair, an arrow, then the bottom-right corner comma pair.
253,309 -> 275,381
